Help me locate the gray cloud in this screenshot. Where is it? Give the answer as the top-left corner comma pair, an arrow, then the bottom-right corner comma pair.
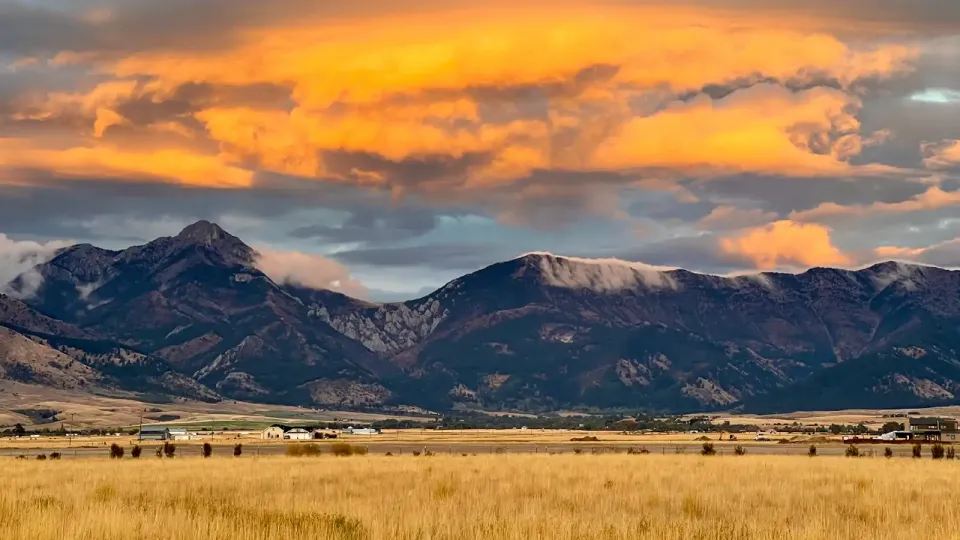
333,244 -> 511,271
290,211 -> 441,244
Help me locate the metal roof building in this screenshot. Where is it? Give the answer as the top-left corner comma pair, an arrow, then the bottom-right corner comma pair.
138,426 -> 170,441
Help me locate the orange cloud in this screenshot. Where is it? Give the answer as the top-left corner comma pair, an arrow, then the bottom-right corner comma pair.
874,245 -> 927,259
790,185 -> 960,222
101,7 -> 913,105
923,140 -> 960,169
2,2 -> 918,197
0,140 -> 252,188
721,220 -> 852,269
591,84 -> 892,176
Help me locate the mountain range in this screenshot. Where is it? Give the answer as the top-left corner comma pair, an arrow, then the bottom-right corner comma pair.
2,220 -> 960,414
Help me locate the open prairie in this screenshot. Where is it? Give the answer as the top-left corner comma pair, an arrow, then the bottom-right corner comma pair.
3,454 -> 960,540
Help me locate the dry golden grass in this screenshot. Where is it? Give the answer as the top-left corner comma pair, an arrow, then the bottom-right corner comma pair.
3,454 -> 959,539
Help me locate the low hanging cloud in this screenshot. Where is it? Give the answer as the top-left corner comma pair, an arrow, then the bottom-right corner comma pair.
720,220 -> 852,270
874,239 -> 960,268
253,248 -> 370,299
528,251 -> 679,291
0,234 -> 72,298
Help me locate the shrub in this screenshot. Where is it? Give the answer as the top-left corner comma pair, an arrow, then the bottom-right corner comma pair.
573,448 -> 583,455
734,445 -> 746,456
424,450 -> 435,457
627,447 -> 650,455
156,447 -> 163,458
202,442 -> 213,458
109,443 -> 124,459
931,444 -> 945,460
162,442 -> 176,458
331,442 -> 354,456
412,451 -> 421,457
947,447 -> 956,460
570,436 -> 600,442
286,443 -> 322,457
912,443 -> 922,459
385,452 -> 394,457
234,444 -> 242,457
884,447 -> 894,459
701,442 -> 716,456
49,452 -> 61,460
845,445 -> 859,458
327,442 -> 368,456
808,445 -> 817,457
131,445 -> 142,459
36,454 -> 48,460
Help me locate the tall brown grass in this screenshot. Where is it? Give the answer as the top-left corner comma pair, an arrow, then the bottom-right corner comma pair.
3,455 -> 960,539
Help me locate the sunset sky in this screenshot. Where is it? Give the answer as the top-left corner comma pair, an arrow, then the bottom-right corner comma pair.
1,0 -> 959,300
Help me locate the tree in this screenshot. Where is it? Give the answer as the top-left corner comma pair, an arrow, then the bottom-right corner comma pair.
13,423 -> 25,436
131,445 -> 142,459
852,423 -> 869,435
881,421 -> 904,433
701,442 -> 716,456
808,445 -> 817,457
163,442 -> 176,458
829,424 -> 844,435
884,447 -> 894,458
202,443 -> 212,458
912,443 -> 922,458
233,444 -> 243,457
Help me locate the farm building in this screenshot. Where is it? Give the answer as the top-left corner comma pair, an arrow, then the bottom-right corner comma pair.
907,417 -> 960,442
138,426 -> 170,441
261,426 -> 287,439
343,427 -> 381,435
284,428 -> 313,440
168,428 -> 196,441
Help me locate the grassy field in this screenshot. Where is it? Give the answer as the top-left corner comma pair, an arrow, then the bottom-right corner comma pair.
3,453 -> 959,539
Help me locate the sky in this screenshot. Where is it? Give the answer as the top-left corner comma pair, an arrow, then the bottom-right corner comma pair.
1,0 -> 959,301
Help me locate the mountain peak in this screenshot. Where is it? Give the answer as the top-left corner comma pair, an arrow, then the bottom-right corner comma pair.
177,220 -> 228,243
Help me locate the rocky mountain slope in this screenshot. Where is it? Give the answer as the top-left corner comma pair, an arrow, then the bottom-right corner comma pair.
1,293 -> 217,401
4,221 -> 960,413
0,326 -> 102,390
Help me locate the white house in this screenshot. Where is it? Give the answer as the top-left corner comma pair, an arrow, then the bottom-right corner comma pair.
284,428 -> 313,441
